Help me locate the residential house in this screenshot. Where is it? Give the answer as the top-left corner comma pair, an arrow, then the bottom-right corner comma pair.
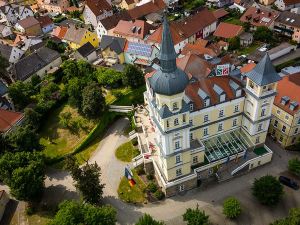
113,19 -> 154,43
83,0 -> 113,28
240,7 -> 280,30
274,11 -> 300,43
127,0 -> 165,20
74,41 -> 97,63
63,25 -> 99,49
206,0 -> 234,8
0,190 -> 9,221
99,35 -> 126,65
231,0 -> 259,13
147,8 -> 217,53
259,0 -> 275,6
119,0 -> 137,9
124,41 -> 159,66
96,11 -> 131,40
40,0 -> 70,13
269,72 -> 300,147
51,26 -> 68,40
212,8 -> 230,22
14,35 -> 43,51
291,7 -> 300,13
275,0 -> 300,11
12,47 -> 62,82
239,32 -> 253,46
213,22 -> 244,40
0,81 -> 8,97
15,16 -> 42,36
0,24 -> 12,38
37,15 -> 54,33
0,43 -> 24,63
181,39 -> 222,58
0,109 -> 24,134
0,4 -> 34,25
141,18 -> 280,197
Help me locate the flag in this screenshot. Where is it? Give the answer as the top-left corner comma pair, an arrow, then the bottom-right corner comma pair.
129,179 -> 136,187
125,166 -> 133,180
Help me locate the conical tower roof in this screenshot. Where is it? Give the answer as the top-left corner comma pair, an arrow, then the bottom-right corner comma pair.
149,17 -> 189,96
245,53 -> 282,85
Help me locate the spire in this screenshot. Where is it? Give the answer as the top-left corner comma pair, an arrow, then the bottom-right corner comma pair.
245,53 -> 282,86
159,16 -> 177,73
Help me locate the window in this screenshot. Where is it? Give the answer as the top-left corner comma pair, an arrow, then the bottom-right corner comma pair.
193,156 -> 198,164
298,118 -> 300,125
190,132 -> 193,141
234,105 -> 239,113
204,99 -> 209,107
166,120 -> 169,128
189,119 -> 193,125
294,128 -> 298,134
255,136 -> 260,144
179,184 -> 185,191
236,89 -> 241,97
232,119 -> 237,127
189,104 -> 193,111
176,168 -> 182,177
220,94 -> 226,102
183,114 -> 186,123
282,125 -> 286,133
274,120 -> 278,127
204,115 -> 209,122
175,141 -> 180,150
173,102 -> 178,110
285,115 -> 289,120
277,110 -> 281,115
261,108 -> 266,117
258,123 -> 263,131
174,118 -> 179,126
279,135 -> 283,143
203,127 -> 208,136
219,109 -> 224,118
218,123 -> 223,132
292,137 -> 296,144
175,155 -> 181,164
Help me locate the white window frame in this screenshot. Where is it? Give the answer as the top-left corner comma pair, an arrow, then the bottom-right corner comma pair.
218,123 -> 223,132
175,141 -> 180,150
204,114 -> 209,123
219,109 -> 224,118
203,127 -> 208,136
176,168 -> 182,177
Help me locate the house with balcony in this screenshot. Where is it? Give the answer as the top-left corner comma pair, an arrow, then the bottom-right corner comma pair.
135,17 -> 280,197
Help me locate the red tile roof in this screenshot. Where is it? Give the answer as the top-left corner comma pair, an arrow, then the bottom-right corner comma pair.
85,0 -> 112,17
0,109 -> 24,133
181,42 -> 220,57
185,76 -> 243,110
283,0 -> 300,6
37,15 -> 53,28
274,73 -> 300,115
51,26 -> 68,39
214,22 -> 243,39
240,63 -> 256,74
128,0 -> 165,19
212,8 -> 229,19
113,20 -> 154,40
17,16 -> 40,29
240,7 -> 280,28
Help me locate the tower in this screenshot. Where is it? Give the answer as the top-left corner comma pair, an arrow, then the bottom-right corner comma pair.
243,54 -> 282,146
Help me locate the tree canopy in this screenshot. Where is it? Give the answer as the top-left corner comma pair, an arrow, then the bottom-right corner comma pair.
122,64 -> 144,88
182,205 -> 210,225
0,53 -> 11,84
222,197 -> 242,219
288,158 -> 300,176
8,81 -> 34,109
270,208 -> 300,225
49,200 -> 117,225
135,214 -> 165,225
254,27 -> 273,42
252,175 -> 284,206
0,151 -> 45,202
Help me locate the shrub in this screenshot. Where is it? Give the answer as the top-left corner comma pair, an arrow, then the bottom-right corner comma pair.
288,158 -> 300,176
146,173 -> 154,181
154,190 -> 165,200
147,182 -> 158,193
131,138 -> 138,146
136,166 -> 145,175
26,205 -> 35,215
111,89 -> 124,99
223,197 -> 242,219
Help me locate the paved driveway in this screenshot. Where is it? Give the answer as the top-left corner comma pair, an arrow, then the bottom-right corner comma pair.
43,118 -> 300,225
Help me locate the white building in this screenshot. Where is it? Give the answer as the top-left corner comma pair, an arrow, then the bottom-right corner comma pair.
0,4 -> 33,25
275,0 -> 300,11
0,44 -> 25,64
0,24 -> 12,38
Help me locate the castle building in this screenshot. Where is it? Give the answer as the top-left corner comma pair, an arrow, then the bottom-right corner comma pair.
141,17 -> 282,196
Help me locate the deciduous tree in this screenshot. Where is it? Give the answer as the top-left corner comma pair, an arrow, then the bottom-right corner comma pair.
135,214 -> 165,225
122,64 -> 144,88
223,197 -> 242,219
183,205 -> 210,225
288,158 -> 300,176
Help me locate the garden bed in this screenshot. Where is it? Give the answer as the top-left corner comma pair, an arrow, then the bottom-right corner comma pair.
115,140 -> 140,162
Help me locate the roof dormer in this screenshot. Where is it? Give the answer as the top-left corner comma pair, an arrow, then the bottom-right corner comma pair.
213,84 -> 226,102
198,89 -> 210,107
289,101 -> 298,111
281,96 -> 290,105
229,79 -> 241,97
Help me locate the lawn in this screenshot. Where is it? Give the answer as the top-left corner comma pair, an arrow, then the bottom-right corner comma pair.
39,103 -> 97,162
115,141 -> 140,162
237,42 -> 260,55
118,169 -> 146,203
254,147 -> 268,156
224,17 -> 244,26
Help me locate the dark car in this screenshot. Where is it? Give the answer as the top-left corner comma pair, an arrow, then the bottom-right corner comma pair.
279,176 -> 299,190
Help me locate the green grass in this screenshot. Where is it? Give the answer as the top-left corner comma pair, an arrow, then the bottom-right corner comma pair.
254,147 -> 268,156
224,17 -> 244,26
237,42 -> 261,55
115,141 -> 140,162
118,170 -> 146,203
113,86 -> 146,106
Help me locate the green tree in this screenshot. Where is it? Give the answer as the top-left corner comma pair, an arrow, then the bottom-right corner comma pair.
288,158 -> 300,176
136,214 -> 165,225
254,27 -> 273,42
0,134 -> 11,153
122,64 -> 144,88
243,22 -> 251,32
0,151 -> 45,202
46,40 -> 66,53
24,108 -> 42,130
228,37 -> 240,51
8,125 -> 41,151
270,208 -> 300,225
59,111 -> 72,128
183,205 -> 210,225
70,10 -> 80,19
223,197 -> 242,219
81,82 -> 105,118
61,60 -> 95,82
252,175 -> 284,206
95,68 -> 123,87
49,200 -> 116,225
67,77 -> 84,108
0,53 -> 12,84
65,156 -> 105,205
8,81 -> 34,109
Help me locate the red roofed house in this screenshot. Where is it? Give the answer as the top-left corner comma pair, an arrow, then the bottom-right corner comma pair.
214,22 -> 244,39
39,0 -> 70,14
14,16 -> 42,36
181,39 -> 222,57
147,7 -> 217,53
83,0 -> 113,28
128,0 -> 165,20
51,26 -> 68,40
240,7 -> 280,30
275,0 -> 300,11
0,109 -> 24,135
37,15 -> 54,33
269,73 -> 300,147
113,19 -> 155,43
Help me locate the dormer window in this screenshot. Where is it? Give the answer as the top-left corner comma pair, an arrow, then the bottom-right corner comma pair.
173,102 -> 178,110
281,96 -> 290,105
220,94 -> 226,102
289,101 -> 298,111
229,80 -> 241,97
204,99 -> 210,107
213,84 -> 225,103
236,89 -> 242,97
198,89 -> 210,108
189,103 -> 193,112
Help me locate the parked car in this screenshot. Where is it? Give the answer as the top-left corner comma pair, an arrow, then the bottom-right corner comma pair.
279,176 -> 299,190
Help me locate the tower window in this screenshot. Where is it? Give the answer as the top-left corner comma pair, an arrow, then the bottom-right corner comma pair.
193,156 -> 198,164
218,123 -> 223,132
183,114 -> 186,123
203,127 -> 208,136
258,123 -> 263,131
234,105 -> 239,113
175,141 -> 180,149
261,108 -> 266,117
294,128 -> 298,134
204,115 -> 209,122
190,132 -> 193,141
173,102 -> 178,110
233,119 -> 237,127
219,109 -> 224,118
282,126 -> 286,133
174,118 -> 179,126
274,120 -> 278,127
176,168 -> 182,177
175,155 -> 181,164
166,120 -> 169,127
189,104 -> 193,111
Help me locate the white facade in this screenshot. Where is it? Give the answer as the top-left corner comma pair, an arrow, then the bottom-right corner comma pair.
0,25 -> 12,38
275,0 -> 300,10
8,47 -> 25,64
0,4 -> 33,25
83,5 -> 113,28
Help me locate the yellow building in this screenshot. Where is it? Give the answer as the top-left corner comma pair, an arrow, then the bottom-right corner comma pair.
269,73 -> 300,148
119,0 -> 137,10
140,18 -> 281,197
63,25 -> 99,50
